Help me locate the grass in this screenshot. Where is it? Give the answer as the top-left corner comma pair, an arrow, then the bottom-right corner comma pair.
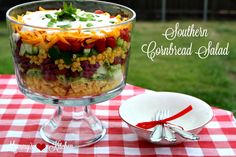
0,22 -> 14,73
128,21 -> 236,115
0,21 -> 236,115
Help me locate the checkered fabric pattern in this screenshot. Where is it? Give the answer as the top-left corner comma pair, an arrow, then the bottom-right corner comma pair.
0,75 -> 235,157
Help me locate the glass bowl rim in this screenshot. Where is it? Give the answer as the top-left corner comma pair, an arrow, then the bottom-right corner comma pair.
6,0 -> 136,31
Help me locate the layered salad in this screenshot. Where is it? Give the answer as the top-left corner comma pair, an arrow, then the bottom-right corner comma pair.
10,3 -> 132,97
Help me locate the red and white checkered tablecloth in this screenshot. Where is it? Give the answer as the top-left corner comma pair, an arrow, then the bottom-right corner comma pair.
0,75 -> 235,157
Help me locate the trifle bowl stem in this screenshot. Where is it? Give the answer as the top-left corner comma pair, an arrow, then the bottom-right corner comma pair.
40,105 -> 106,147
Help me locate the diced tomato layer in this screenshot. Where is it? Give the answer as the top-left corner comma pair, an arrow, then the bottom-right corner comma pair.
95,10 -> 104,14
56,29 -> 130,53
120,28 -> 130,42
106,37 -> 116,48
57,41 -> 71,51
95,39 -> 106,53
57,40 -> 82,52
83,42 -> 95,49
71,41 -> 82,52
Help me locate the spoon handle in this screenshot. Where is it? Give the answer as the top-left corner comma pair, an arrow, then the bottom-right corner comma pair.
163,125 -> 176,142
168,125 -> 199,140
150,125 -> 163,142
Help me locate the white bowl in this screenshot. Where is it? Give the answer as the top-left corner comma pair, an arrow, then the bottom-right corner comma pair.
119,92 -> 213,145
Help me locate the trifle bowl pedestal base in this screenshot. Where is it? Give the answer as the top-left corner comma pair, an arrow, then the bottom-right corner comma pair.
40,105 -> 106,147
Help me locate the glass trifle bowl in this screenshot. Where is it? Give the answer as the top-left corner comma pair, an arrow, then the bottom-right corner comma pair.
6,0 -> 135,147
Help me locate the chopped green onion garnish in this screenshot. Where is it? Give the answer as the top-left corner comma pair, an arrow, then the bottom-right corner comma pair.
45,14 -> 53,19
57,24 -> 72,28
86,14 -> 94,18
79,16 -> 88,21
47,18 -> 57,27
86,23 -> 93,27
98,20 -> 103,22
86,14 -> 95,21
109,21 -> 115,24
47,21 -> 54,27
45,13 -> 57,27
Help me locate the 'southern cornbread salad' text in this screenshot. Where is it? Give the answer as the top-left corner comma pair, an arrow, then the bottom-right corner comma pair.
10,3 -> 132,97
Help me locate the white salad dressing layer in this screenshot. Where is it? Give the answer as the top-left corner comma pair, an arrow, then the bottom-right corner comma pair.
22,10 -> 118,30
